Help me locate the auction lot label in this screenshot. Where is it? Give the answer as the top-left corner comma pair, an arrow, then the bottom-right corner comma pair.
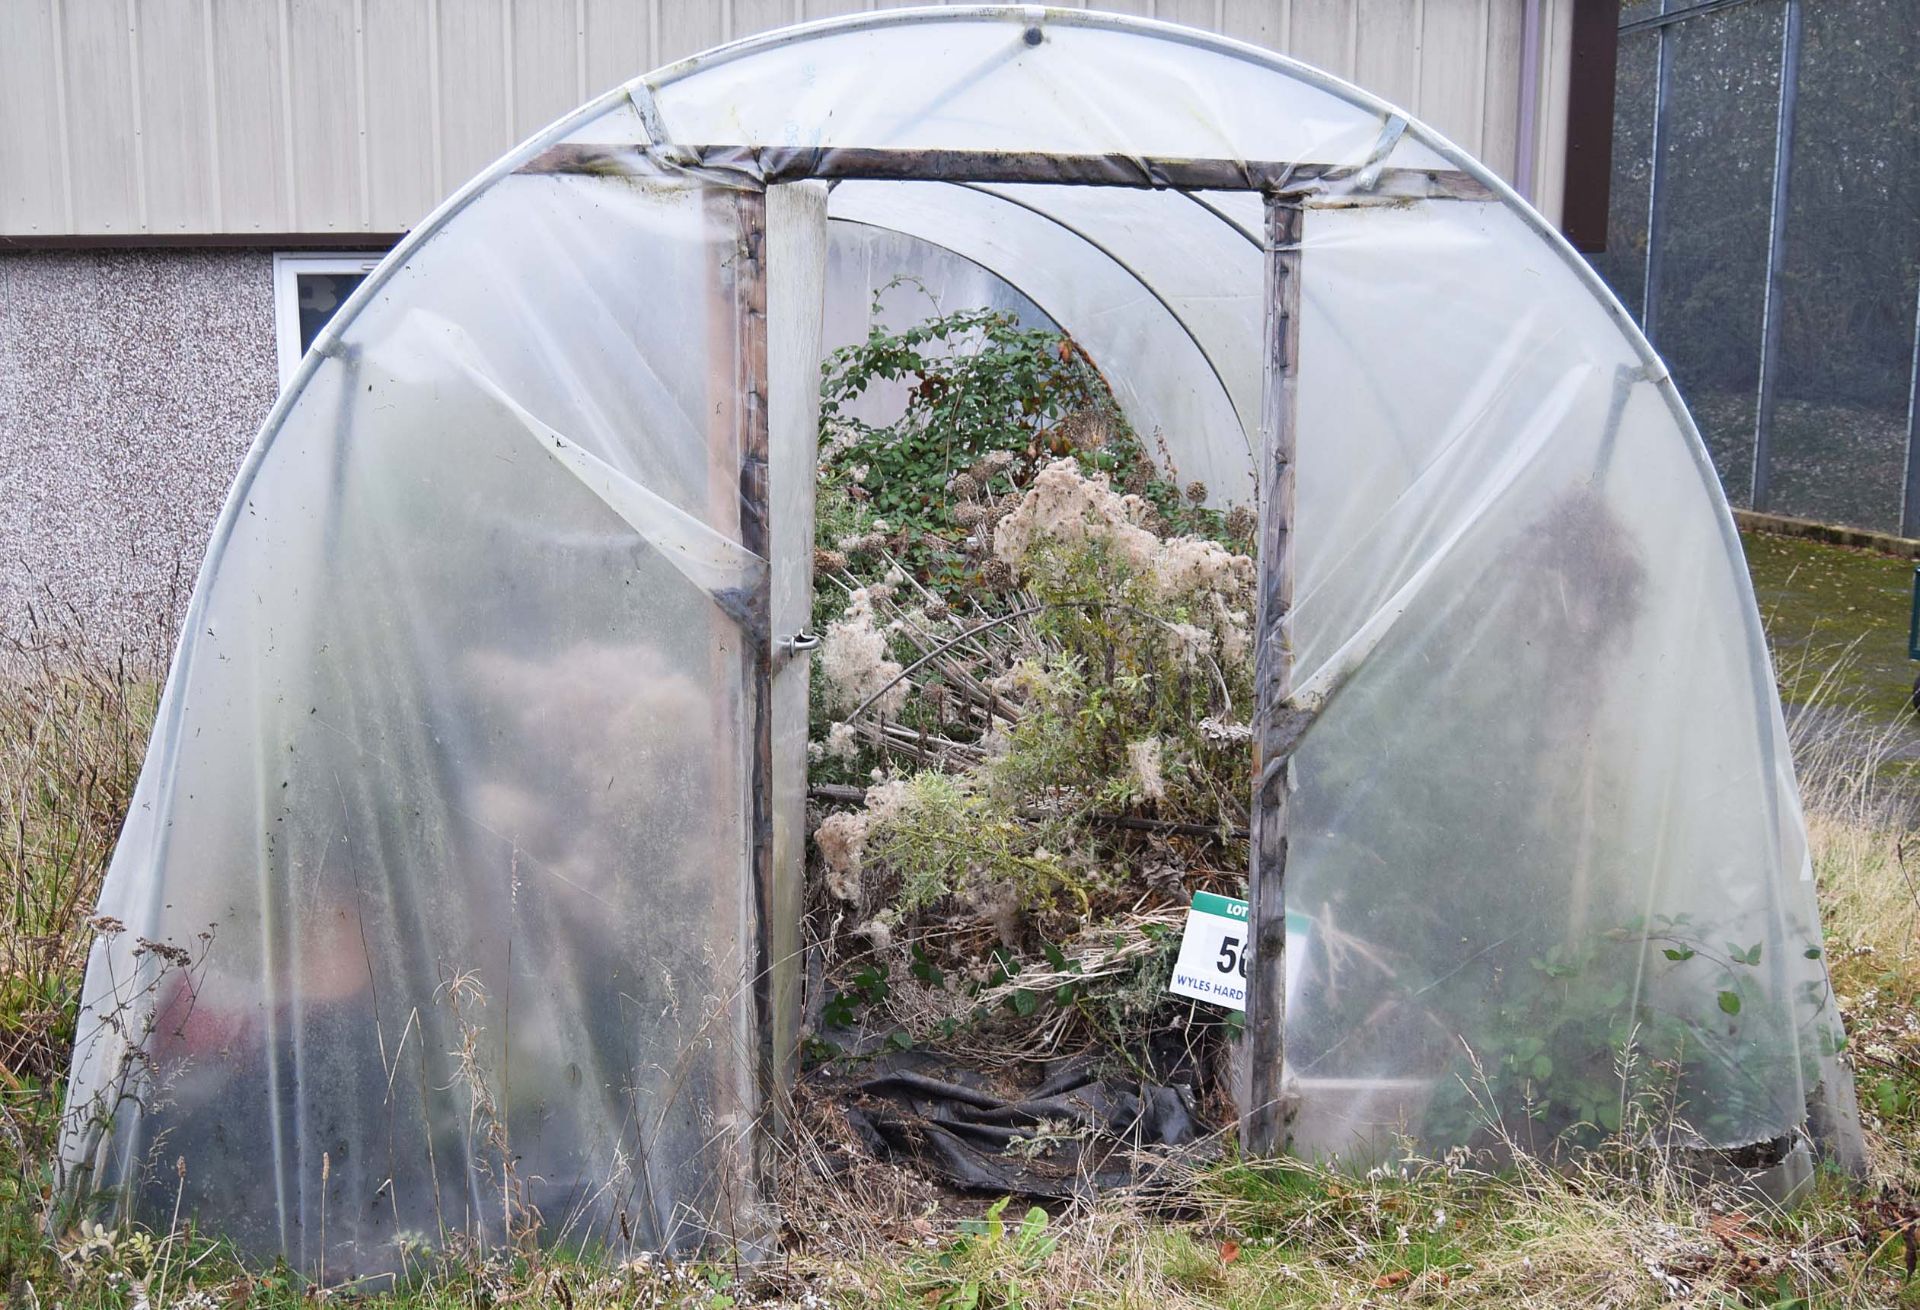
1166,892 -> 1307,1012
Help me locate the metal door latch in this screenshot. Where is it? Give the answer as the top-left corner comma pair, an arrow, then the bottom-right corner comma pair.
774,630 -> 820,674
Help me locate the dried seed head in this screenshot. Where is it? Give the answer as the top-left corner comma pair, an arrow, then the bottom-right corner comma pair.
973,449 -> 1016,478
983,559 -> 1015,590
1226,504 -> 1257,540
1186,480 -> 1208,505
953,503 -> 989,528
813,547 -> 848,573
948,471 -> 980,499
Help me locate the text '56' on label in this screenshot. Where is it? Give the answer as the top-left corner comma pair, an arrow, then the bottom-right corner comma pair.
1166,892 -> 1309,1012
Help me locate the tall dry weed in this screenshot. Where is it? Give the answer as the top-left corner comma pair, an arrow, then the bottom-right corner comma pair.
0,599 -> 165,1082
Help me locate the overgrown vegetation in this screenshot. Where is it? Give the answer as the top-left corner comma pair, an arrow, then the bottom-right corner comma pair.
0,618 -> 155,1085
804,308 -> 1254,1093
0,313 -> 1915,1304
1742,529 -> 1920,729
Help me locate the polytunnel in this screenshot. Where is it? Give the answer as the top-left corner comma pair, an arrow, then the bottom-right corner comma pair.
61,4 -> 1862,1276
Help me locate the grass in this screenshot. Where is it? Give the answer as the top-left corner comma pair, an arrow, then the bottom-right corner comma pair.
1742,529 -> 1917,726
0,628 -> 154,1083
1,534 -> 1918,1307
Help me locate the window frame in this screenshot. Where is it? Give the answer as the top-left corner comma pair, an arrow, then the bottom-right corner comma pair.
271,252 -> 386,389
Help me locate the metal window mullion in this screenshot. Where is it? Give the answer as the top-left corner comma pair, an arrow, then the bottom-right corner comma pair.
1640,0 -> 1676,344
1244,196 -> 1303,1158
1619,0 -> 1768,36
1750,0 -> 1801,512
1900,277 -> 1920,536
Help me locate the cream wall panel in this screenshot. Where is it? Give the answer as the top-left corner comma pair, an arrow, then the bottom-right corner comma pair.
436,0 -> 511,193
0,1 -> 67,233
209,0 -> 290,232
581,0 -> 651,105
287,0 -> 361,230
1219,0 -> 1287,50
1531,0 -> 1574,226
1479,0 -> 1521,177
1157,0 -> 1222,29
365,0 -> 437,223
1354,0 -> 1420,113
1418,0 -> 1488,155
133,0 -> 214,231
732,0 -> 798,47
1289,0 -> 1357,81
659,1 -> 727,65
59,0 -> 140,232
1,0 -> 1574,237
800,0 -> 868,23
511,0 -> 582,138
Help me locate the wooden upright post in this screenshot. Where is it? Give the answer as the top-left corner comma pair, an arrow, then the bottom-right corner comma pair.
695,186 -> 774,1249
1243,196 -> 1303,1157
724,187 -> 777,1128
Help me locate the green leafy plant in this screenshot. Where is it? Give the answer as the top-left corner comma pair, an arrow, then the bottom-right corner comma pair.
816,304 -> 1228,598
1426,914 -> 1838,1152
913,1196 -> 1058,1310
825,306 -> 1118,532
821,959 -> 892,1030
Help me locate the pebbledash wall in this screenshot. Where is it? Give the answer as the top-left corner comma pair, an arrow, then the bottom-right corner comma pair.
0,249 -> 279,652
0,0 -> 1604,650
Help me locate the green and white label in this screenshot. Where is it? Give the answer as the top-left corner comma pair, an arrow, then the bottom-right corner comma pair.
1166,892 -> 1308,1012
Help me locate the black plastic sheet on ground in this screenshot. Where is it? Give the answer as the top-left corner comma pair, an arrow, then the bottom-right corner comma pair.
827,1050 -> 1207,1199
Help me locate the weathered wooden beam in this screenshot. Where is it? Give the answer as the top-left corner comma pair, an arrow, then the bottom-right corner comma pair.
764,182 -> 829,1107
519,142 -> 1495,203
707,187 -> 777,1164
1243,197 -> 1303,1158
739,191 -> 777,1135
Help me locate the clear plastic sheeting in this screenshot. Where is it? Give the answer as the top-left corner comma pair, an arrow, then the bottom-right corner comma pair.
647,11 -> 1452,174
965,184 -> 1268,444
62,172 -> 796,1272
1283,200 -> 1845,1162
61,5 -> 1860,1276
828,180 -> 1255,502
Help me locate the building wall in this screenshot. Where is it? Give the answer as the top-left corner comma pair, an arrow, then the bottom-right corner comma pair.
0,0 -> 1577,240
0,249 -> 278,650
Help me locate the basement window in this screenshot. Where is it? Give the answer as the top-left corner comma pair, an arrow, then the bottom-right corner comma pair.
272,252 -> 384,389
